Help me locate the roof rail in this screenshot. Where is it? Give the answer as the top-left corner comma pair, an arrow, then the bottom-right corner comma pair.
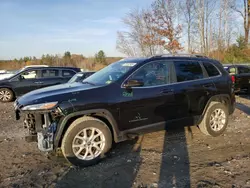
150,53 -> 209,59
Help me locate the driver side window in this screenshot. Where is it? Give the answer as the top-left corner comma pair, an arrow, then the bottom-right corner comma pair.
129,61 -> 170,87
21,70 -> 38,80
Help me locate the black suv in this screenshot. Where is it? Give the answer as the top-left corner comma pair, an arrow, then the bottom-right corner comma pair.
0,66 -> 80,102
14,55 -> 235,167
223,64 -> 250,94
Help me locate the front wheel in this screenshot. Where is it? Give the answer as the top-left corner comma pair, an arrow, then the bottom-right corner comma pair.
0,88 -> 14,102
61,116 -> 112,167
198,102 -> 229,137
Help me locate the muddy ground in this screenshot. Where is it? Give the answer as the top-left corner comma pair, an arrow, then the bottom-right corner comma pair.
0,96 -> 250,188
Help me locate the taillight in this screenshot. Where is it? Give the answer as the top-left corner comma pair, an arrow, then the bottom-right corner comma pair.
231,75 -> 235,83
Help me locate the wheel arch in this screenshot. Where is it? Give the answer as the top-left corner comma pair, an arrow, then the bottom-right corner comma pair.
197,94 -> 231,125
0,87 -> 16,100
54,109 -> 121,148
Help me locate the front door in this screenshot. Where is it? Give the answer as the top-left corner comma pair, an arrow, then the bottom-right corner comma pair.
11,69 -> 40,96
118,60 -> 178,131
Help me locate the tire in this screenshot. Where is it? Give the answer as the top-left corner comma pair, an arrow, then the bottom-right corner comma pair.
198,102 -> 229,137
0,88 -> 14,102
61,116 -> 112,167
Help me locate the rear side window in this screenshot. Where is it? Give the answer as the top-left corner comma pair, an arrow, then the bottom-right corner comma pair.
238,66 -> 250,74
174,61 -> 204,82
203,62 -> 220,77
228,67 -> 236,75
62,70 -> 75,77
41,69 -> 59,78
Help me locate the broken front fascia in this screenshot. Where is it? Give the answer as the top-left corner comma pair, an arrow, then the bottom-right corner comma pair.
22,107 -> 64,152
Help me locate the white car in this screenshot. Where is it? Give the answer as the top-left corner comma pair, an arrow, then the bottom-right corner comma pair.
0,70 -> 16,80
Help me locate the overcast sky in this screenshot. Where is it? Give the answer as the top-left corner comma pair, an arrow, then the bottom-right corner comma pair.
0,0 -> 153,60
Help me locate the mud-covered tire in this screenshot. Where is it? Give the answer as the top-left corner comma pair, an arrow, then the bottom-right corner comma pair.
198,102 -> 229,137
61,116 -> 112,167
0,88 -> 14,102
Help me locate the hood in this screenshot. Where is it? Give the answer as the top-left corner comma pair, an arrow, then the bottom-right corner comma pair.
17,82 -> 99,106
0,74 -> 14,80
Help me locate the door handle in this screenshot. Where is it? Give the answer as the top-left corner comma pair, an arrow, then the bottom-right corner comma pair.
203,84 -> 214,88
160,88 -> 174,94
34,81 -> 43,84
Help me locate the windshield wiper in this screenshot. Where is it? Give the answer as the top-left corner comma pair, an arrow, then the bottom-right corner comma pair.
82,81 -> 96,86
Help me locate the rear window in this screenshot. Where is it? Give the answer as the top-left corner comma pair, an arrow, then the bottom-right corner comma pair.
174,61 -> 204,82
62,70 -> 75,77
227,67 -> 236,75
41,69 -> 59,78
203,62 -> 220,77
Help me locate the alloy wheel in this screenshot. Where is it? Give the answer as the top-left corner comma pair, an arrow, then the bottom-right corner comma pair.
0,90 -> 11,102
209,108 -> 226,131
72,127 -> 106,160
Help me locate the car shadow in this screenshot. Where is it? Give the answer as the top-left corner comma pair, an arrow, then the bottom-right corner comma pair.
158,127 -> 191,188
55,126 -> 191,188
236,103 -> 250,115
236,94 -> 250,116
55,138 -> 142,188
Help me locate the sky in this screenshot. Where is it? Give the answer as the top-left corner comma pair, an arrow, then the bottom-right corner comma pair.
0,0 -> 153,60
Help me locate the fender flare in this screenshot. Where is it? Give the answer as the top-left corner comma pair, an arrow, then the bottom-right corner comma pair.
0,86 -> 15,96
197,94 -> 231,124
54,109 -> 122,148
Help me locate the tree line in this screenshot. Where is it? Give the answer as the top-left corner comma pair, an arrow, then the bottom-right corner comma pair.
116,0 -> 250,63
0,50 -> 114,70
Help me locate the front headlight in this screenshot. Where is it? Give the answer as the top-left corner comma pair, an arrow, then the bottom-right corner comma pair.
22,102 -> 58,111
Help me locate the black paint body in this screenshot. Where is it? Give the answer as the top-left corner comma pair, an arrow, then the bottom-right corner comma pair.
15,57 -> 236,147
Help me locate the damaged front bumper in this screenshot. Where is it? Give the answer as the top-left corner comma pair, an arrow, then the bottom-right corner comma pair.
15,102 -> 63,152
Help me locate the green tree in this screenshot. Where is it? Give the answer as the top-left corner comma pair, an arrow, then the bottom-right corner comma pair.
63,51 -> 71,65
95,50 -> 107,65
23,56 -> 30,62
236,35 -> 247,50
224,36 -> 250,63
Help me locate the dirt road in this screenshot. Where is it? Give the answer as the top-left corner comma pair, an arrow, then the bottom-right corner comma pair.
0,96 -> 250,188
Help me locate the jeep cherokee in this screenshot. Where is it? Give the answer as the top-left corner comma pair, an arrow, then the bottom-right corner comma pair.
14,55 -> 236,167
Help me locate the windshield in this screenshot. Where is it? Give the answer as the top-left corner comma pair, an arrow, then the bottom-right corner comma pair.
83,60 -> 139,85
68,73 -> 84,83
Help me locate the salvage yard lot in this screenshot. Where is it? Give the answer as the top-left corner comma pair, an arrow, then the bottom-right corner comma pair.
1,96 -> 250,188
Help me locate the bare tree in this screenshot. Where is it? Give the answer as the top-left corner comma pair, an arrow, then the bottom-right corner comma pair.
181,0 -> 196,53
230,0 -> 250,44
143,0 -> 183,54
116,9 -> 161,57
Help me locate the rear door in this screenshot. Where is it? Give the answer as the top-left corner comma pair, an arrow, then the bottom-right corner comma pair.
37,69 -> 62,89
172,60 -> 216,125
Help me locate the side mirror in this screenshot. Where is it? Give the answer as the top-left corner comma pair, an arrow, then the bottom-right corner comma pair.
124,79 -> 144,88
19,75 -> 24,81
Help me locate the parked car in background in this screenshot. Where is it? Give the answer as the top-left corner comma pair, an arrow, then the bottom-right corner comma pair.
0,65 -> 49,81
0,70 -> 16,80
0,66 -> 80,102
15,54 -> 235,167
223,65 -> 250,94
67,71 -> 95,83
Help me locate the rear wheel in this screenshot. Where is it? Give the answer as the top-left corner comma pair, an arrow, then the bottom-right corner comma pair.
0,88 -> 14,102
61,116 -> 112,167
198,102 -> 229,137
